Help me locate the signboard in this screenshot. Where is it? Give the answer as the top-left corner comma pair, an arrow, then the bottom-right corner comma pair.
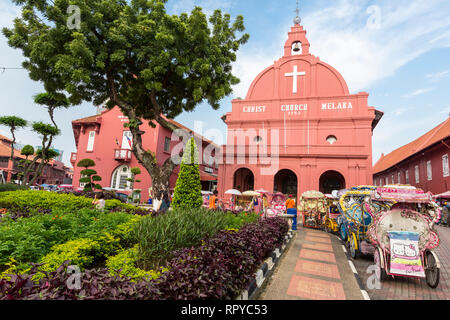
389,231 -> 425,278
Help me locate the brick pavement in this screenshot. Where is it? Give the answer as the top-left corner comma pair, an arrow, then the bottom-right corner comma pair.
351,225 -> 450,300
259,226 -> 365,300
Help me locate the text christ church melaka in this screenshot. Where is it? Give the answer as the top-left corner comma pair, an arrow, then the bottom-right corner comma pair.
217,18 -> 383,200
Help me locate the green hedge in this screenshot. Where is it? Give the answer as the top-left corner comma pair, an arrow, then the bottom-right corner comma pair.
132,208 -> 261,270
0,184 -> 29,193
0,209 -> 140,270
0,190 -> 136,213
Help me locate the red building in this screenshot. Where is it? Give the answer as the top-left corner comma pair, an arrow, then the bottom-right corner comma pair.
217,19 -> 383,199
0,134 -> 71,185
373,116 -> 450,194
70,106 -> 219,201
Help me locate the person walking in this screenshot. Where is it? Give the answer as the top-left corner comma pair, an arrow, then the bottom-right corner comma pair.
209,190 -> 218,210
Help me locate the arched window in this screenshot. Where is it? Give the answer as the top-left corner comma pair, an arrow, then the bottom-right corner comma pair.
111,165 -> 131,190
326,135 -> 337,145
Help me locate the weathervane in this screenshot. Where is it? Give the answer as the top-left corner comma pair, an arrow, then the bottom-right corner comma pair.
294,0 -> 301,25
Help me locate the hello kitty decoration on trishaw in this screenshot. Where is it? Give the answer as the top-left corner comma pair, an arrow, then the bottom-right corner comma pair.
367,185 -> 441,288
265,192 -> 287,218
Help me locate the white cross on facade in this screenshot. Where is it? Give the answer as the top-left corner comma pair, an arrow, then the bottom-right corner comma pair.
285,65 -> 306,94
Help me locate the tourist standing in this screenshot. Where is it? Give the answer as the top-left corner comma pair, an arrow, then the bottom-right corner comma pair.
209,190 -> 218,210
442,200 -> 449,227
286,194 -> 297,230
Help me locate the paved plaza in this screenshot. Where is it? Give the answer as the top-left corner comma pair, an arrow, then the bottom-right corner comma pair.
259,219 -> 450,300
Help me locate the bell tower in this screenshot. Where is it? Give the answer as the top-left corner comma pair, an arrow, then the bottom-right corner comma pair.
284,1 -> 310,57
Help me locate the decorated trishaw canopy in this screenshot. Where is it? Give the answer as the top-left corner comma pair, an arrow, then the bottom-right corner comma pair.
433,190 -> 450,199
373,186 -> 432,203
301,190 -> 325,199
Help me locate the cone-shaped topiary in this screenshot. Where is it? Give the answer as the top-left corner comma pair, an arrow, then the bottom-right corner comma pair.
171,137 -> 203,210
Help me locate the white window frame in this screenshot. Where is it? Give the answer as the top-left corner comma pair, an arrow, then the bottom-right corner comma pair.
405,170 -> 409,184
426,160 -> 432,181
87,131 -> 96,152
385,177 -> 389,185
415,165 -> 420,183
110,165 -> 131,191
443,154 -> 449,177
164,136 -> 171,153
398,172 -> 401,184
391,174 -> 395,184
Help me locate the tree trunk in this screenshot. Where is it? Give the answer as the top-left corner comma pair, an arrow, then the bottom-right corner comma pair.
118,105 -> 178,198
27,135 -> 53,186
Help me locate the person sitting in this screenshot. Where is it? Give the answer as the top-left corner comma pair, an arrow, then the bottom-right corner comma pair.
92,193 -> 106,211
153,192 -> 162,213
159,192 -> 171,213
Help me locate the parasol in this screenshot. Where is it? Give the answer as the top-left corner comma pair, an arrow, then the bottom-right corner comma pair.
242,190 -> 261,196
224,189 -> 242,196
301,190 -> 325,199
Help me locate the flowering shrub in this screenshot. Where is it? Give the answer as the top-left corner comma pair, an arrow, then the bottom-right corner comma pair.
0,218 -> 289,300
0,190 -> 138,215
152,217 -> 289,299
0,210 -> 138,269
106,245 -> 168,282
0,261 -> 161,300
38,239 -> 102,274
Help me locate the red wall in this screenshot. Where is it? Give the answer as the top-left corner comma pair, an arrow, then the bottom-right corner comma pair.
72,107 -> 218,201
373,139 -> 450,194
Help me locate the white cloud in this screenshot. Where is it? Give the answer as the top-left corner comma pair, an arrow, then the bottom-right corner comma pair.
392,108 -> 407,116
440,106 -> 450,115
404,87 -> 433,97
426,70 -> 450,82
228,0 -> 450,95
169,0 -> 234,16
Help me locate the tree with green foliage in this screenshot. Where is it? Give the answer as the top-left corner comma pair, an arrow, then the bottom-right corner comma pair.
17,145 -> 34,182
127,167 -> 142,203
33,92 -> 70,130
77,158 -> 102,191
3,0 -> 249,196
0,116 -> 27,162
24,122 -> 60,186
20,145 -> 34,160
171,137 -> 203,210
0,116 -> 27,183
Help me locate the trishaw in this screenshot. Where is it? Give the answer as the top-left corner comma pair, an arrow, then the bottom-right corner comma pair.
340,186 -> 394,259
367,185 -> 441,288
299,190 -> 327,229
323,191 -> 341,234
265,192 -> 287,217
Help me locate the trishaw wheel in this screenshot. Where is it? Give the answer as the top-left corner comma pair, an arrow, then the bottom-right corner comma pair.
349,234 -> 359,260
425,251 -> 440,289
374,248 -> 386,281
339,224 -> 347,242
325,221 -> 331,233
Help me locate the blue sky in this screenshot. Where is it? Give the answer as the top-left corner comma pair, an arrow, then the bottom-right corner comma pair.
0,0 -> 449,167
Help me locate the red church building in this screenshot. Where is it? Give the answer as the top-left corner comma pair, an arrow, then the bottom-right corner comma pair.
217,18 -> 383,199
373,116 -> 450,194
70,106 -> 219,201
